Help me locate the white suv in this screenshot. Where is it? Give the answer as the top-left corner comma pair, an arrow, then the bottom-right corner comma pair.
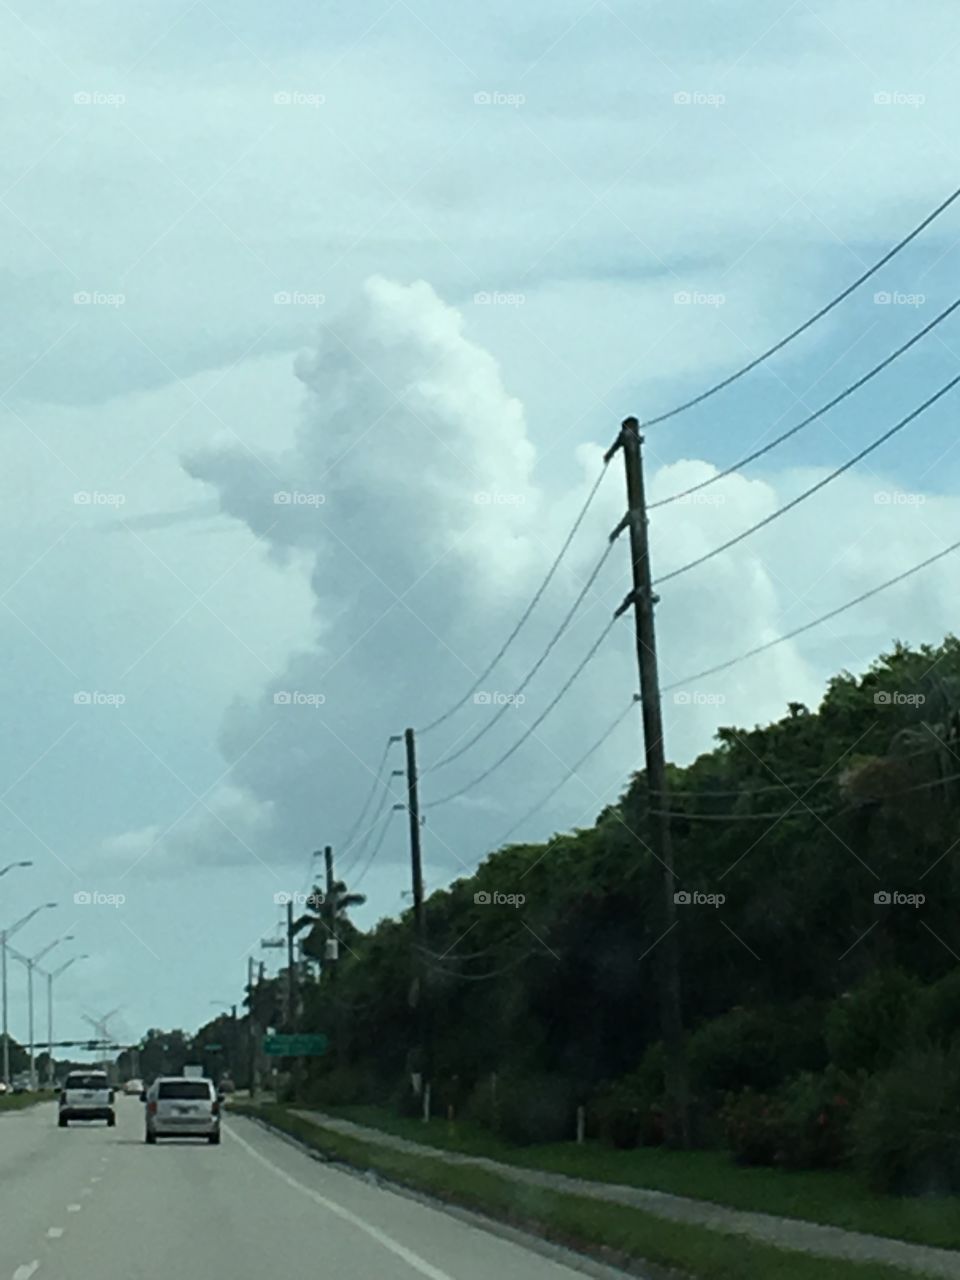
59,1070 -> 115,1127
144,1076 -> 221,1144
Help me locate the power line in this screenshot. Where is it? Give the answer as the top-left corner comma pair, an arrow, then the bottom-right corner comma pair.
493,697 -> 639,846
424,616 -> 619,809
338,772 -> 402,879
650,297 -> 960,509
638,183 -> 960,429
661,536 -> 960,692
418,461 -> 611,736
341,738 -> 395,851
351,808 -> 397,889
428,542 -> 616,772
654,370 -> 960,587
427,947 -> 549,981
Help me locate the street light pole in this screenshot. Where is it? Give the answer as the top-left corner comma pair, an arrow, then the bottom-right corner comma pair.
1,901 -> 56,1088
14,933 -> 73,1090
44,955 -> 87,1087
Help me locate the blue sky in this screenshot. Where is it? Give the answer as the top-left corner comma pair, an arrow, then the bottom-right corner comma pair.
1,0 -> 959,1048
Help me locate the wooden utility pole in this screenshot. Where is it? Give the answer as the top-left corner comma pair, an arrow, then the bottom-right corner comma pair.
404,727 -> 431,1119
607,415 -> 689,1146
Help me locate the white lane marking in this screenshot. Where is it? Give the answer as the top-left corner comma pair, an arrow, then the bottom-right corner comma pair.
227,1126 -> 456,1280
80,1188 -> 93,1197
13,1263 -> 39,1280
90,1176 -> 102,1183
46,1228 -> 64,1239
66,1204 -> 81,1213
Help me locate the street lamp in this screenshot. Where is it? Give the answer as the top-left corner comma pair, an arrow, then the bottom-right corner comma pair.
0,861 -> 32,879
12,932 -> 74,1090
1,902 -> 56,1087
42,954 -> 88,1088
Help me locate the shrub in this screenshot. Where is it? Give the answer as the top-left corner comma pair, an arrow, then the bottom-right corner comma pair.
494,1072 -> 577,1146
302,1065 -> 376,1107
776,1067 -> 863,1170
825,969 -> 920,1074
720,1087 -> 785,1167
592,1045 -> 666,1150
912,970 -> 960,1051
853,1047 -> 960,1195
688,1003 -> 826,1103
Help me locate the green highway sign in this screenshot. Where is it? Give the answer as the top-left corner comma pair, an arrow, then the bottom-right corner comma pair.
204,1044 -> 223,1051
262,1033 -> 329,1057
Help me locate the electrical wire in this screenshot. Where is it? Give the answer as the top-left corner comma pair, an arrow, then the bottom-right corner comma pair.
424,616 -> 619,809
351,808 -> 397,889
418,461 -> 611,736
492,697 -> 639,846
427,948 -> 550,981
654,370 -> 960,587
341,738 -> 396,851
428,542 -> 616,772
650,297 -> 960,509
338,773 -> 402,879
639,183 -> 960,429
661,537 -> 960,692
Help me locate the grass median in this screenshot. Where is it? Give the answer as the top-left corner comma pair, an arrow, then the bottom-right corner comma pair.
231,1102 -> 923,1280
303,1103 -> 960,1254
0,1092 -> 47,1112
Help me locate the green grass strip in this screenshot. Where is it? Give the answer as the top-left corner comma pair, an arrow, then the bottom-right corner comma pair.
232,1102 -> 925,1280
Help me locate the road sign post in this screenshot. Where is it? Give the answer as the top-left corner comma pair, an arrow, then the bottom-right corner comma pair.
262,1033 -> 328,1057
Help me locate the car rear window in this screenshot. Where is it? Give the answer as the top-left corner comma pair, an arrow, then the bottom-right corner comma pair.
157,1081 -> 212,1100
65,1074 -> 108,1089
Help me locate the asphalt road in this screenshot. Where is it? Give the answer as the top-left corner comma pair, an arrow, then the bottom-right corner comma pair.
0,1099 -> 597,1280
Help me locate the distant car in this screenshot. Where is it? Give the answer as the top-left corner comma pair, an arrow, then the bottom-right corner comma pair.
144,1076 -> 221,1145
0,1081 -> 7,1095
12,1078 -> 30,1094
59,1070 -> 115,1127
123,1078 -> 144,1096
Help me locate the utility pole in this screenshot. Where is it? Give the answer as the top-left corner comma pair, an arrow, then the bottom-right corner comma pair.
607,415 -> 689,1147
286,899 -> 296,1031
247,957 -> 258,1096
403,727 -> 430,1120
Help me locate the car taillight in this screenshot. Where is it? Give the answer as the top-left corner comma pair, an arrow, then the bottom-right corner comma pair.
59,1091 -> 66,1105
212,1100 -> 220,1116
147,1101 -> 157,1115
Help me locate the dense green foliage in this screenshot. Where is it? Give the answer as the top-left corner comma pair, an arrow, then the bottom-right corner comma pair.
209,640 -> 960,1193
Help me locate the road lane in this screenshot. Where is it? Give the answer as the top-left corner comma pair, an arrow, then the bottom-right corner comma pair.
1,1098 -> 607,1280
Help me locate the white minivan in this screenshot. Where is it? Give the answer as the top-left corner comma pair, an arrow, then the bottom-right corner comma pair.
144,1076 -> 221,1144
59,1070 -> 115,1127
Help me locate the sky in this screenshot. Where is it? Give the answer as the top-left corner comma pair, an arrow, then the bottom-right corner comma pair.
1,0 -> 960,1052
